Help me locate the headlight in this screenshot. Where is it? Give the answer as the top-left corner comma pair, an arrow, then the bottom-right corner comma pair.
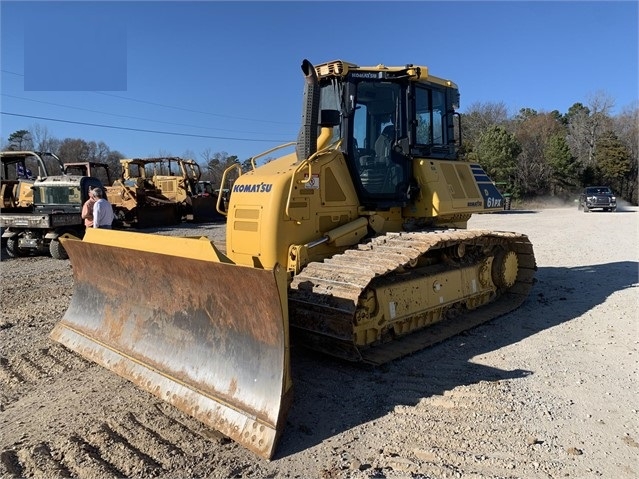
611,196 -> 616,201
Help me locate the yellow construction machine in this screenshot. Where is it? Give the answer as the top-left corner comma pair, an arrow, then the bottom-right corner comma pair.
51,60 -> 536,459
105,158 -> 182,227
151,157 -> 223,222
105,157 -> 222,226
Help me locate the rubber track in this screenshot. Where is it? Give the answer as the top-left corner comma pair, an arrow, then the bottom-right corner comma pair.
289,229 -> 536,364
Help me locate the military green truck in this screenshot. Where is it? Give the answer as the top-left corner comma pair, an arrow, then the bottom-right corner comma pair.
1,150 -> 64,211
0,172 -> 104,259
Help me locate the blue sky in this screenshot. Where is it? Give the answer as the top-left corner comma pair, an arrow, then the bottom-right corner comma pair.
1,1 -> 637,162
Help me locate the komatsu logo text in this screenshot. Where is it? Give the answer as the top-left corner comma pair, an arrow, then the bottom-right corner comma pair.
233,183 -> 273,193
350,72 -> 380,79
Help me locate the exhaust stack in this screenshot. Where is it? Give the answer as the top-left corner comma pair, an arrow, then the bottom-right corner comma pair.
296,59 -> 320,162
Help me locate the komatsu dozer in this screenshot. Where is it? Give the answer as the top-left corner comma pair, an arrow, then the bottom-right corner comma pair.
51,60 -> 536,459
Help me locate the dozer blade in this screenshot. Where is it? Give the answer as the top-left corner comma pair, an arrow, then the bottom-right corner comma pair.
50,229 -> 292,459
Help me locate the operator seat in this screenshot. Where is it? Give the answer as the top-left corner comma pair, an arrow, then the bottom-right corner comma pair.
374,125 -> 395,161
368,125 -> 401,194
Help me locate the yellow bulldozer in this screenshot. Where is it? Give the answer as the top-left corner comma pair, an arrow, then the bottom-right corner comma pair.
105,157 -> 222,226
105,158 -> 182,228
150,157 -> 224,222
51,60 -> 536,459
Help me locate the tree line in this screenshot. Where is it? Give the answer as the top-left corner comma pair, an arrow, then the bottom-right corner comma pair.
1,127 -> 249,190
461,93 -> 637,204
3,92 -> 637,204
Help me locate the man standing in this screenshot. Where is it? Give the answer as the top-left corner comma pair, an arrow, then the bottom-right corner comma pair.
92,187 -> 114,229
81,188 -> 97,228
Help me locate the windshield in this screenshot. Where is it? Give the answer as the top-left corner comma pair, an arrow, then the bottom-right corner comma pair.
352,81 -> 402,152
33,185 -> 82,205
350,81 -> 406,198
586,187 -> 612,195
197,182 -> 214,195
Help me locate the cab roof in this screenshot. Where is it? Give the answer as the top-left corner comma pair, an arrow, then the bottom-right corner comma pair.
314,59 -> 458,89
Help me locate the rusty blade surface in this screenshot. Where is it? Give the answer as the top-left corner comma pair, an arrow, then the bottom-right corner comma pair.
50,233 -> 291,459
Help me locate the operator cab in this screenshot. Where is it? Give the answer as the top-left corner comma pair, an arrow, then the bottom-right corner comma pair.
317,62 -> 461,210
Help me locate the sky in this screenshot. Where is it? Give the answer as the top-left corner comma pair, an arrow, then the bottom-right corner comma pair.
1,0 -> 637,163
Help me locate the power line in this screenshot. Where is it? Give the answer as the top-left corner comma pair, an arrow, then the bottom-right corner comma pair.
0,112 -> 293,143
93,92 -> 296,125
1,69 -> 297,125
1,93 -> 287,135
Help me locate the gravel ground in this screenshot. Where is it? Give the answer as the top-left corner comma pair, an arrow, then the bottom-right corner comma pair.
0,205 -> 637,479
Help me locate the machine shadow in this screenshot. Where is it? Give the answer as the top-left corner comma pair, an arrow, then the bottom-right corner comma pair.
276,260 -> 638,458
491,209 -> 540,215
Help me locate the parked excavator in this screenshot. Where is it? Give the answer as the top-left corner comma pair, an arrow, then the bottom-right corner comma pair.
51,59 -> 536,459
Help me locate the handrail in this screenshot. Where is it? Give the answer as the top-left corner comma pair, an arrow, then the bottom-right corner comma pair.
250,142 -> 296,171
217,163 -> 242,216
284,139 -> 343,221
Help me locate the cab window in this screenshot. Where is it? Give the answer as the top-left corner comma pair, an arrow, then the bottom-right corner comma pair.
415,86 -> 446,147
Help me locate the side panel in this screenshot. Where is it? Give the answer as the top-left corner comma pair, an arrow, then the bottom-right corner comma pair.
470,164 -> 504,210
226,150 -> 360,268
411,160 -> 503,217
